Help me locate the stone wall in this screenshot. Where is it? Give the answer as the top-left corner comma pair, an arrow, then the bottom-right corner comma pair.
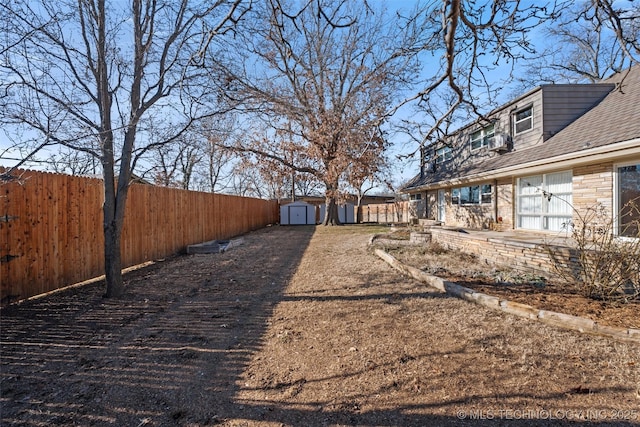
429,228 -> 574,277
572,162 -> 614,222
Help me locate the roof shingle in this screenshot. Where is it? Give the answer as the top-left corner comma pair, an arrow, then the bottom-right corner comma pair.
403,65 -> 640,191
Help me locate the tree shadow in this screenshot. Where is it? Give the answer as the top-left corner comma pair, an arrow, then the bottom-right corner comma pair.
1,225 -> 637,426
1,226 -> 317,425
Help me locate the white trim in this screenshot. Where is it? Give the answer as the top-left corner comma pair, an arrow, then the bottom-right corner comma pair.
452,183 -> 493,206
437,189 -> 446,222
407,138 -> 640,192
513,105 -> 534,135
614,160 -> 640,238
516,171 -> 572,232
470,124 -> 495,151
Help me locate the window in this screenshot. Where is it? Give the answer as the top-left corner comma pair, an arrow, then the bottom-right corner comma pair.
452,184 -> 492,205
616,163 -> 640,237
460,186 -> 475,204
481,184 -> 492,204
514,106 -> 533,134
517,171 -> 572,231
435,146 -> 452,164
470,124 -> 495,150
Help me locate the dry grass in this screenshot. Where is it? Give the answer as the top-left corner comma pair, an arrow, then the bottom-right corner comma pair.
1,225 -> 639,426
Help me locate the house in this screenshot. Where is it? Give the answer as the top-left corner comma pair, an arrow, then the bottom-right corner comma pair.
402,65 -> 640,238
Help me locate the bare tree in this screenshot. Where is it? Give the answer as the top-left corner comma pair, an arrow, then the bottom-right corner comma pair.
149,131 -> 202,190
199,117 -> 238,193
229,124 -> 324,200
194,136 -> 233,193
516,0 -> 640,85
406,0 -> 639,152
149,117 -> 239,193
46,148 -> 99,176
229,156 -> 260,197
343,132 -> 388,223
398,0 -> 569,152
0,0 -> 247,297
221,0 -> 421,225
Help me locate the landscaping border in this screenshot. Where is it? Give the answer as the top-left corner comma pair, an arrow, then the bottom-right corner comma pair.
370,236 -> 640,343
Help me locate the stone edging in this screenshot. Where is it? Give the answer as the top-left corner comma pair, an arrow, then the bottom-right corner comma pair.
371,241 -> 640,344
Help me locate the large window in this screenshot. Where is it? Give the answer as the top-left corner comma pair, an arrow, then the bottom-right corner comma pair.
514,106 -> 533,134
616,163 -> 640,237
452,184 -> 492,205
517,171 -> 572,231
470,124 -> 495,150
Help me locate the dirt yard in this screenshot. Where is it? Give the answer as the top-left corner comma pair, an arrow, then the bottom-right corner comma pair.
1,225 -> 639,426
379,236 -> 640,330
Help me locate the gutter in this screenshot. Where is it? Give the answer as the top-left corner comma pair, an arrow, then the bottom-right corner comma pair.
404,138 -> 640,192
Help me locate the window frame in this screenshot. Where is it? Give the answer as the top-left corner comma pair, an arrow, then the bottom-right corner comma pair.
451,184 -> 493,206
614,161 -> 640,238
470,124 -> 495,151
435,146 -> 452,165
516,170 -> 572,232
514,105 -> 533,135
452,188 -> 460,204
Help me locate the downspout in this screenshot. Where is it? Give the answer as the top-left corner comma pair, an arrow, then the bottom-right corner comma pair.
493,178 -> 499,224
508,105 -> 517,148
419,143 -> 425,179
507,106 -> 518,228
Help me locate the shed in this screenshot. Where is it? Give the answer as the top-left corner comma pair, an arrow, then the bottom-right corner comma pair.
320,203 -> 355,224
280,201 -> 316,225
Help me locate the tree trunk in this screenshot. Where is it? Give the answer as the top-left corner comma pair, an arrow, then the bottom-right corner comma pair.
356,192 -> 363,224
323,181 -> 342,226
103,218 -> 124,297
102,159 -> 132,298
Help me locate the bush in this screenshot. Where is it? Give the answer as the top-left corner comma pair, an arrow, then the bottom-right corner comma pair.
546,202 -> 640,302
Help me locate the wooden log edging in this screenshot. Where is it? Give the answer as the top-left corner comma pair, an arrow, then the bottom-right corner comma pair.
373,247 -> 640,343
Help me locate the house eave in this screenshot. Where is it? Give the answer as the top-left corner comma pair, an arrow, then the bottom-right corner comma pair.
403,137 -> 640,192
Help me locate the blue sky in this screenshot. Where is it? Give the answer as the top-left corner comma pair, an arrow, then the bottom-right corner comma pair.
0,0 -> 611,191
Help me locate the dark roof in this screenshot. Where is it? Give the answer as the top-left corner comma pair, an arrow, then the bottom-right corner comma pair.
403,65 -> 640,191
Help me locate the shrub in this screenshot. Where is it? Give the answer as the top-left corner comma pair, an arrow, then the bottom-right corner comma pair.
546,202 -> 640,302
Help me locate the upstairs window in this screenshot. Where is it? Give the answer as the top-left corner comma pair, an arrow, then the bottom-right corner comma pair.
435,146 -> 452,164
470,124 -> 495,150
514,106 -> 533,134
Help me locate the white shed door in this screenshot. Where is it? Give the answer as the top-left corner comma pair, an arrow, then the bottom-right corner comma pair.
289,206 -> 308,225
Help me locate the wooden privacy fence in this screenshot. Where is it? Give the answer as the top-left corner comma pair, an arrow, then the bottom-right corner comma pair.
361,201 -> 410,224
0,168 -> 279,304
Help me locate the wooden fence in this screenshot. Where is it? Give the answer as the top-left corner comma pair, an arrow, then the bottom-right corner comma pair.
361,201 -> 410,224
0,168 -> 279,304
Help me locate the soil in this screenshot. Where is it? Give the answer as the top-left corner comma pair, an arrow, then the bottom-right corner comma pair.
379,235 -> 640,330
1,224 -> 639,427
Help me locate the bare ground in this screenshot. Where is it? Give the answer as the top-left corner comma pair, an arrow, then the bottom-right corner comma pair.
1,224 -> 639,427
379,236 -> 640,330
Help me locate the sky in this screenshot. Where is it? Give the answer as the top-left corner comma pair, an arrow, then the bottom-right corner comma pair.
0,0 -> 618,192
